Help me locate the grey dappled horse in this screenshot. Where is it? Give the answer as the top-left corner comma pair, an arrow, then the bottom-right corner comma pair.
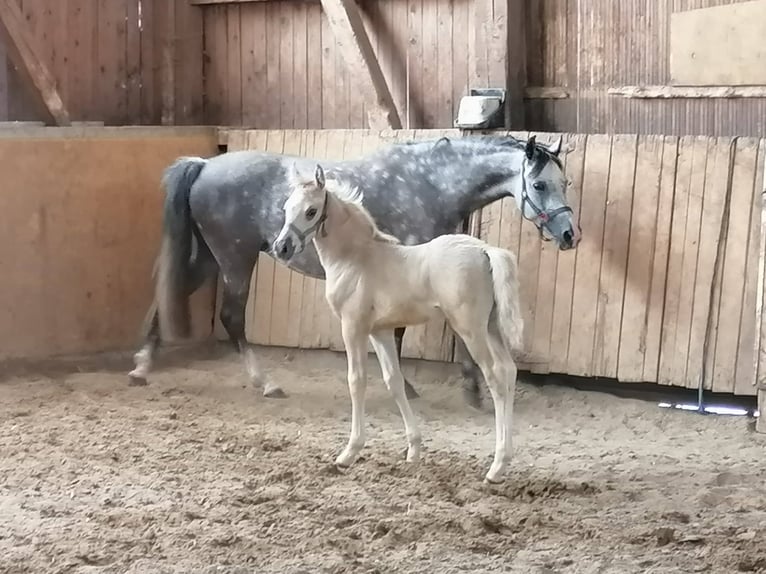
132,134 -> 580,404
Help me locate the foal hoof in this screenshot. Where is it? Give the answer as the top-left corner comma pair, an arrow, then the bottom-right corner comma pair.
127,372 -> 148,387
263,384 -> 288,399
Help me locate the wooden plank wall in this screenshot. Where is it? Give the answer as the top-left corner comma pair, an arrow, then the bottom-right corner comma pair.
0,0 -> 203,125
225,128 -> 765,397
526,0 -> 766,137
0,127 -> 219,361
200,0 -> 495,130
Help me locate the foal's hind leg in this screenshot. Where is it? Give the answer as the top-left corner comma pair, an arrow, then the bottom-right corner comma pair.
370,330 -> 422,462
218,260 -> 286,399
394,327 -> 420,400
454,327 -> 515,483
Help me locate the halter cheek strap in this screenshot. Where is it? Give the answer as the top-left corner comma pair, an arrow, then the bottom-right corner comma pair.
288,190 -> 329,247
520,159 -> 573,241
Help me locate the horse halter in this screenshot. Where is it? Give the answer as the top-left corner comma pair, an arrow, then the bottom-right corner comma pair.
287,189 -> 329,249
520,159 -> 573,241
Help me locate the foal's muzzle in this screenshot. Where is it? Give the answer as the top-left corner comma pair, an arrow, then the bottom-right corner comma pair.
274,235 -> 295,261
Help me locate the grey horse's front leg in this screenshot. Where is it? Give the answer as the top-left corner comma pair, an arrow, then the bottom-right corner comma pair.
454,335 -> 484,409
394,327 -> 421,400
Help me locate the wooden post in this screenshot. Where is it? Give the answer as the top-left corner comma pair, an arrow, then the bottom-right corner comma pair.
0,0 -> 70,125
506,0 -> 527,128
756,139 -> 766,433
319,0 -> 401,130
757,387 -> 765,433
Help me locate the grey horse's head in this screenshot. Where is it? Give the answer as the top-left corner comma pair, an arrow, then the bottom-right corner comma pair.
513,135 -> 580,250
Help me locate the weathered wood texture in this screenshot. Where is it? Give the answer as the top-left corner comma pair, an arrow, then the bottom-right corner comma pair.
0,127 -> 219,360
224,128 -> 765,396
522,0 -> 766,137
201,0 -> 506,129
0,0 -> 203,125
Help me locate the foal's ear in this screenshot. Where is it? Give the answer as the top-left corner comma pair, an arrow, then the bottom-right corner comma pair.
314,164 -> 326,189
288,161 -> 300,186
525,135 -> 537,160
547,136 -> 562,156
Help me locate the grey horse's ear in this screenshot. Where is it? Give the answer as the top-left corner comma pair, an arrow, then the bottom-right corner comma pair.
525,135 -> 537,160
315,164 -> 326,189
547,136 -> 562,156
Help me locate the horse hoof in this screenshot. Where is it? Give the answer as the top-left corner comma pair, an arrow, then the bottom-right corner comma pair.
463,388 -> 483,410
263,385 -> 288,399
404,380 -> 420,400
128,373 -> 148,386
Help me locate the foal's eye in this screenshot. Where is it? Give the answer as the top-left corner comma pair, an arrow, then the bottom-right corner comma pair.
305,207 -> 318,219
532,181 -> 545,192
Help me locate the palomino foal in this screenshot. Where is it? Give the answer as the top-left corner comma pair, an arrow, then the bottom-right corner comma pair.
274,164 -> 524,483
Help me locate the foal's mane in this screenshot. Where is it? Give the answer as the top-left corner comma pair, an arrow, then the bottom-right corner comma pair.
324,178 -> 401,245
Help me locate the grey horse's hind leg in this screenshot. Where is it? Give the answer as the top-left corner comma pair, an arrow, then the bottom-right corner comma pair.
454,335 -> 485,409
394,327 -> 420,400
218,260 -> 287,399
129,244 -> 217,386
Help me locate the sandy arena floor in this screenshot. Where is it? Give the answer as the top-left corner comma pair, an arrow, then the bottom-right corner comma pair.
1,344 -> 764,574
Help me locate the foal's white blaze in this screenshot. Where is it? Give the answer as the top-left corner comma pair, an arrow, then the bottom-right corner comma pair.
277,163 -> 524,483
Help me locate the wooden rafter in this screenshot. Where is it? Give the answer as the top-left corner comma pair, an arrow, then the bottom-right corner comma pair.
319,0 -> 401,130
0,0 -> 70,126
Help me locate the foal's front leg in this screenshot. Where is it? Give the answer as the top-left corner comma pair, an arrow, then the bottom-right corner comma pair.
335,320 -> 370,467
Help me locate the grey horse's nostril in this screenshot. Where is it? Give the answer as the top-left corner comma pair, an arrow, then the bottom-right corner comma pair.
563,229 -> 573,245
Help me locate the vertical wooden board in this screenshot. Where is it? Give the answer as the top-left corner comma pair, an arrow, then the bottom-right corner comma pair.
407,0 -> 424,127
529,132 -> 566,373
436,0 -> 454,127
246,131 -> 276,345
658,135 -> 695,385
421,0 -> 438,128
567,134 -> 612,377
297,131 -> 318,348
268,130 -> 301,347
203,6 -> 228,126
139,0 -> 155,123
66,0 -> 96,119
617,135 -> 664,382
310,129 -> 332,349
333,20 -> 348,128
451,0 -> 469,126
292,2 -> 308,129
174,0 -> 204,124
549,133 -> 587,373
739,139 -> 766,396
711,138 -> 759,393
264,3 -> 281,129
278,2 -> 294,129
688,138 -> 732,390
225,6 -> 242,126
306,4 -> 323,129
125,0 -> 141,122
281,131 -> 306,348
240,4 -> 261,126
517,132 -> 546,363
320,8 -> 336,128
95,0 -> 127,123
592,134 -> 637,379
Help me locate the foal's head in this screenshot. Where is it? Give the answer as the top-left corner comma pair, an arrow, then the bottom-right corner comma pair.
512,135 -> 579,250
274,163 -> 398,262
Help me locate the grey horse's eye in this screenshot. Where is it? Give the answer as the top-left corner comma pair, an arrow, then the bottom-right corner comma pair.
532,181 -> 545,192
306,207 -> 318,219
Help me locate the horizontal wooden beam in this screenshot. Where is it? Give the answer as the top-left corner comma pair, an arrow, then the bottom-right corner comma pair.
524,86 -> 570,99
191,0 -> 284,4
0,0 -> 70,125
609,85 -> 766,99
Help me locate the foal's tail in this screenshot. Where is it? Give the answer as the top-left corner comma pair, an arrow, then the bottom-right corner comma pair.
155,156 -> 208,342
484,246 -> 524,354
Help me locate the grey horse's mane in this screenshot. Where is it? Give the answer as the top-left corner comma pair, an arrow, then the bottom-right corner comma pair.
324,177 -> 401,245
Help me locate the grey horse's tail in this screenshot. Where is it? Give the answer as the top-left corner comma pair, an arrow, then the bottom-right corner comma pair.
484,246 -> 524,355
155,156 -> 208,342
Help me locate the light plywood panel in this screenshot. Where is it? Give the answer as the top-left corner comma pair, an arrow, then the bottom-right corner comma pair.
670,0 -> 766,86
